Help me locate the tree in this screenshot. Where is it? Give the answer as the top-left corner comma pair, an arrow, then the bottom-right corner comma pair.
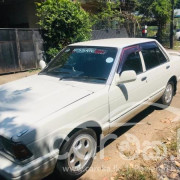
120,0 -> 139,12
36,0 -> 92,60
139,0 -> 171,42
170,0 -> 175,49
80,0 -> 103,14
175,0 -> 180,8
120,0 -> 140,37
80,0 -> 139,37
88,1 -> 123,30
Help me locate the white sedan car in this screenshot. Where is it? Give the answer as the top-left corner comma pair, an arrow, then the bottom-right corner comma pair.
0,38 -> 180,180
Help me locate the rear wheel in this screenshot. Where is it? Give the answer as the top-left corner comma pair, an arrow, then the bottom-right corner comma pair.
160,81 -> 174,107
55,129 -> 97,180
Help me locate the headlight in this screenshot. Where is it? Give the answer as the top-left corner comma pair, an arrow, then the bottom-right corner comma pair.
0,136 -> 33,161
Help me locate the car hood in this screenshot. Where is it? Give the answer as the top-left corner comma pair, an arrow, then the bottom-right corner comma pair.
0,75 -> 104,138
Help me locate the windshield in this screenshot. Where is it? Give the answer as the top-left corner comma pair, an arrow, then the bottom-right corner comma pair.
40,46 -> 117,83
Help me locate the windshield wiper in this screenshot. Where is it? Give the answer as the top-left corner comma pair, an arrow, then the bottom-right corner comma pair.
52,71 -> 70,74
60,76 -> 107,81
79,76 -> 107,81
39,71 -> 71,76
60,76 -> 79,80
43,71 -> 71,75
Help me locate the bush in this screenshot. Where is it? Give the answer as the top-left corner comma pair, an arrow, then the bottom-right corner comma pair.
36,0 -> 92,60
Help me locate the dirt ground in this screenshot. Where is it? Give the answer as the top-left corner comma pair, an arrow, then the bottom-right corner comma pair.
0,68 -> 180,180
0,70 -> 40,85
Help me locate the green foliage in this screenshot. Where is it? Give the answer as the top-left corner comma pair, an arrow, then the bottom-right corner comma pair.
46,48 -> 60,59
175,0 -> 180,9
36,0 -> 92,60
92,1 -> 124,29
115,167 -> 156,180
97,1 -> 120,20
120,0 -> 139,12
139,0 -> 171,42
139,0 -> 171,21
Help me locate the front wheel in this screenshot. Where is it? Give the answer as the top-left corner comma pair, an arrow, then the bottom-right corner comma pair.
160,81 -> 174,107
55,129 -> 97,180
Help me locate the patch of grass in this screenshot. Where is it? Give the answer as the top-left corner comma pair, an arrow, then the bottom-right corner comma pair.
162,40 -> 180,50
122,151 -> 135,159
166,137 -> 177,157
174,41 -> 180,50
166,126 -> 179,157
28,68 -> 41,73
114,167 -> 156,180
168,140 -> 177,154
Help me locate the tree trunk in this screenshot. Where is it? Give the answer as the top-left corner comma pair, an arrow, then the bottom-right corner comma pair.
170,0 -> 174,49
157,23 -> 164,43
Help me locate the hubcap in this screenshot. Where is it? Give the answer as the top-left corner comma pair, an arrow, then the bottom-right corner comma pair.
68,134 -> 96,172
164,84 -> 173,104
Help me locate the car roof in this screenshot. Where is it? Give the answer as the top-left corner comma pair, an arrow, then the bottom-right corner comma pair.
70,38 -> 156,48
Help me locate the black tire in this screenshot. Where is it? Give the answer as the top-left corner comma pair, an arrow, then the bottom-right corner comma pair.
55,129 -> 97,180
159,81 -> 174,107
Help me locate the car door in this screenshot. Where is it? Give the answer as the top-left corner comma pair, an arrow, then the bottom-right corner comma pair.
140,42 -> 171,102
108,45 -> 149,131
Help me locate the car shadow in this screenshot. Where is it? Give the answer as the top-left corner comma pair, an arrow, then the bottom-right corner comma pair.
98,105 -> 156,152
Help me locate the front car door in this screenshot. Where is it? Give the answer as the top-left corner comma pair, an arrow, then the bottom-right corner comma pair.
108,45 -> 149,132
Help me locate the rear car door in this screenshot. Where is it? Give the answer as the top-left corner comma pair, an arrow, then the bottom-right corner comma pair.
140,42 -> 171,101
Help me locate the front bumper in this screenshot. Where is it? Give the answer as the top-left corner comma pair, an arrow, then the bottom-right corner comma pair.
0,150 -> 59,180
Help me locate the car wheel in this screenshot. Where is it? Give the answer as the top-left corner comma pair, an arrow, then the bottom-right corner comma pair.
55,129 -> 97,180
160,81 -> 174,107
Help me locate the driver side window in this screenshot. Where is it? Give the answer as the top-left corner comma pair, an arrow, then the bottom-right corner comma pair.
121,51 -> 143,75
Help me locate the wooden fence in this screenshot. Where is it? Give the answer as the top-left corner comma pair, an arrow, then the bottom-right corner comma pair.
0,28 -> 44,75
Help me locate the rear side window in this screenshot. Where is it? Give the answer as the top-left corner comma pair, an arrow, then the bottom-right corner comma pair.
156,47 -> 168,64
141,42 -> 168,70
121,52 -> 143,75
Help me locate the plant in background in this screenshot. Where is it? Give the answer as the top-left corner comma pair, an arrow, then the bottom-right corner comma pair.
97,1 -> 121,24
36,0 -> 92,61
138,0 -> 171,43
120,0 -> 140,37
175,0 -> 180,8
88,1 -> 124,30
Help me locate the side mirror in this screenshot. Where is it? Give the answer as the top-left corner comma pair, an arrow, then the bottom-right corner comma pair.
39,60 -> 46,70
115,70 -> 137,85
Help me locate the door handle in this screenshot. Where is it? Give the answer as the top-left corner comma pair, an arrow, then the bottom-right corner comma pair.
166,65 -> 170,69
141,77 -> 147,81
